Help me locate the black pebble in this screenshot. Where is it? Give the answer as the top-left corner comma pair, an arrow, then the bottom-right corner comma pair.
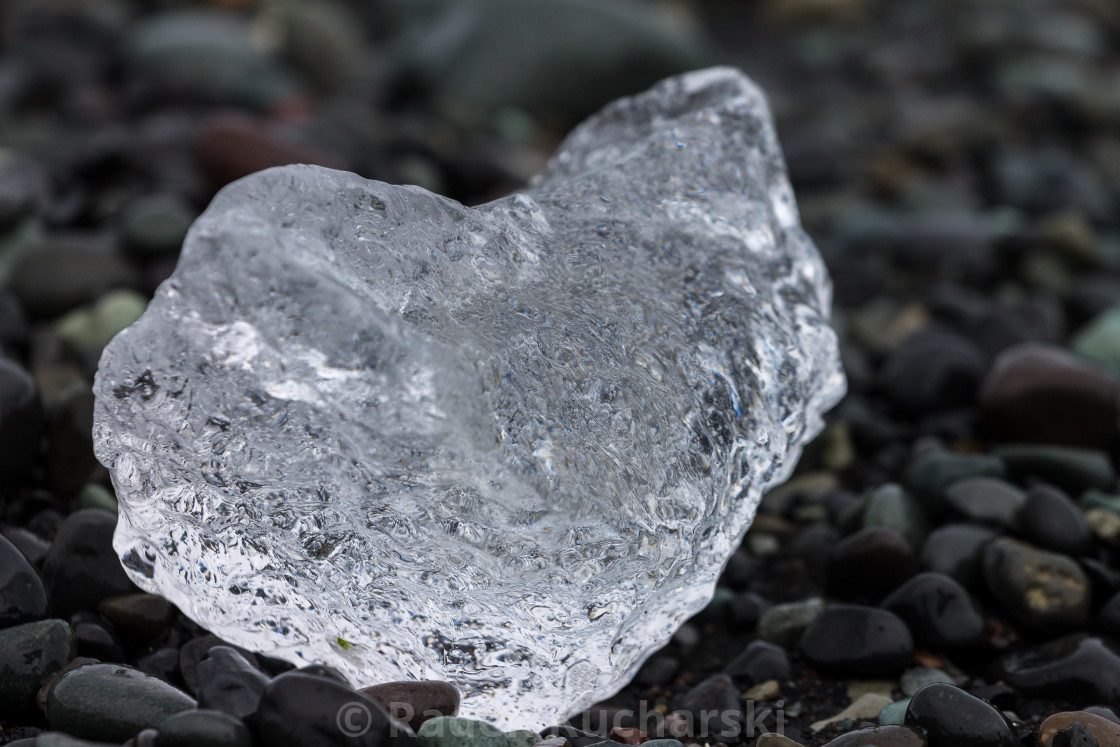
0,357 -> 43,476
69,611 -> 125,662
826,527 -> 917,601
179,635 -> 259,695
137,646 -> 183,687
195,646 -> 270,720
675,673 -> 740,739
41,509 -> 135,616
1053,722 -> 1099,747
800,605 -> 913,677
0,533 -> 47,628
881,572 -> 984,650
996,634 -> 1120,702
723,640 -> 791,684
539,725 -> 604,747
253,671 -> 396,747
728,591 -> 771,629
904,683 -> 1016,747
1018,484 -> 1093,557
920,523 -> 999,590
881,331 -> 987,415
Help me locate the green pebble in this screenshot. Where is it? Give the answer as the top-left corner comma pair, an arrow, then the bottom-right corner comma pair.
45,663 -> 196,743
863,483 -> 929,548
77,483 -> 117,513
995,444 -> 1116,493
878,698 -> 911,725
1073,305 -> 1120,371
905,448 -> 1005,515
55,289 -> 147,352
757,597 -> 826,648
120,194 -> 195,256
417,717 -> 506,747
0,619 -> 76,716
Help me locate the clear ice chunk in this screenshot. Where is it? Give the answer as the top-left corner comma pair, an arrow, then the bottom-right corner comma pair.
93,67 -> 845,729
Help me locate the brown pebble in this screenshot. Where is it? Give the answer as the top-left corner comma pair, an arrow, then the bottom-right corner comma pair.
610,726 -> 648,744
1039,711 -> 1120,747
194,113 -> 346,189
358,679 -> 460,731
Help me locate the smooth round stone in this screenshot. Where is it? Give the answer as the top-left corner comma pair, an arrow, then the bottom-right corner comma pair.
120,194 -> 196,257
418,716 -> 506,747
154,709 -> 251,747
675,674 -> 740,739
298,664 -> 349,683
1,526 -> 49,566
256,672 -> 397,746
69,611 -> 125,662
0,357 -> 43,476
942,477 -> 1025,529
879,699 -> 911,726
920,523 -> 1000,590
1083,706 -> 1120,725
905,683 -> 1015,747
194,646 -> 269,720
41,509 -> 135,616
1019,484 -> 1093,557
800,605 -> 914,677
758,597 -> 826,648
754,736 -> 804,747
507,729 -> 543,747
1039,711 -> 1120,747
862,483 -> 929,549
905,448 -> 1005,515
881,330 -> 986,414
723,640 -> 792,685
359,680 -> 461,731
979,343 -> 1120,451
54,290 -> 147,354
0,619 -> 75,716
98,593 -> 174,639
826,527 -> 918,602
179,635 -> 258,695
7,237 -> 138,318
0,532 -> 47,627
728,590 -> 772,628
996,634 -> 1120,701
995,444 -> 1116,493
982,537 -> 1090,628
881,572 -> 984,650
136,647 -> 182,686
45,663 -> 196,743
820,725 -> 926,747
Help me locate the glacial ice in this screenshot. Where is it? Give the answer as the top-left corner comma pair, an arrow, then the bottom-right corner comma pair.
92,67 -> 845,729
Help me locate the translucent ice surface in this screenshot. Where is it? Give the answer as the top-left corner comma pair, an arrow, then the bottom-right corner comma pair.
93,67 -> 845,729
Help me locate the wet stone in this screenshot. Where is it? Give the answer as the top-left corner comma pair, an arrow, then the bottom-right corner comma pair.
942,477 -> 1025,530
997,635 -> 1120,702
800,605 -> 914,677
904,683 -> 1015,747
44,663 -> 196,743
982,537 -> 1091,629
194,645 -> 269,720
979,343 -> 1120,451
0,619 -> 75,717
723,640 -> 792,685
1018,484 -> 1094,557
1039,711 -> 1120,747
0,532 -> 47,628
920,523 -> 1000,590
826,527 -> 918,602
881,572 -> 984,651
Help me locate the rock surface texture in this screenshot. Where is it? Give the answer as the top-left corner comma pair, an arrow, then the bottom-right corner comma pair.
92,67 -> 844,728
